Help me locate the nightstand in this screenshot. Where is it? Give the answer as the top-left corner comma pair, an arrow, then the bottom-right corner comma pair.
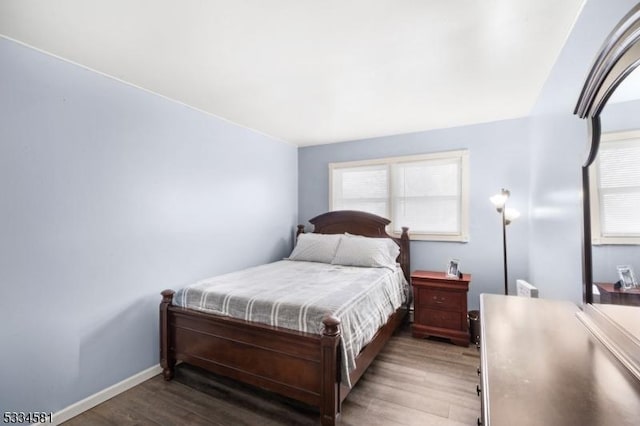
594,282 -> 640,306
411,270 -> 471,347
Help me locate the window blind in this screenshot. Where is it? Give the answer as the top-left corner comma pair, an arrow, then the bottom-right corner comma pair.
392,159 -> 461,234
331,164 -> 389,218
597,140 -> 640,237
329,150 -> 469,241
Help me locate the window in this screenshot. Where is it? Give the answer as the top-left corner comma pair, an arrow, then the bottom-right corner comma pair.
590,130 -> 640,244
329,150 -> 469,241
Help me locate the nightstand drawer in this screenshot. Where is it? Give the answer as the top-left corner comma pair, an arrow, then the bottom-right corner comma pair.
417,287 -> 464,311
417,309 -> 463,330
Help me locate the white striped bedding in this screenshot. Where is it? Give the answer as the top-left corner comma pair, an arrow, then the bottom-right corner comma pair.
173,260 -> 409,387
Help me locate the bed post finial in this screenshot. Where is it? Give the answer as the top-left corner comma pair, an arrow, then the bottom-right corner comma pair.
161,289 -> 174,304
160,289 -> 176,381
322,315 -> 340,336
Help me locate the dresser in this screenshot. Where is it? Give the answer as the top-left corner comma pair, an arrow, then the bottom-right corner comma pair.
411,270 -> 471,346
478,294 -> 640,425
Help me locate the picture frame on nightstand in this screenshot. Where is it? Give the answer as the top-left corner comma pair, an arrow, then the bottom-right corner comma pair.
446,258 -> 460,278
617,265 -> 637,290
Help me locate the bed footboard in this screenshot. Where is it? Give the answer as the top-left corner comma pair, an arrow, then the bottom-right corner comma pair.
159,290 -> 343,425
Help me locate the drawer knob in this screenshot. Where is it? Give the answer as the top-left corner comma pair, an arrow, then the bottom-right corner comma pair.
477,367 -> 481,376
477,417 -> 483,426
476,384 -> 481,396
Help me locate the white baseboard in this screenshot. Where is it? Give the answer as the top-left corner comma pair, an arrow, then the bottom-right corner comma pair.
46,364 -> 162,425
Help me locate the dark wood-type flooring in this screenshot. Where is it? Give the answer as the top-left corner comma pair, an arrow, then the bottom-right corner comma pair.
63,327 -> 480,425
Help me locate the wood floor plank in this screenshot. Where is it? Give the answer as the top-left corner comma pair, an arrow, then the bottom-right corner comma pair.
61,327 -> 481,425
356,397 -> 470,426
63,409 -> 126,426
150,380 -> 276,426
350,377 -> 451,418
340,399 -> 405,426
360,367 -> 480,409
171,365 -> 317,426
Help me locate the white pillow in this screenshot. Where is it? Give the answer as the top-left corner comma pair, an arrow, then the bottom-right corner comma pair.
288,233 -> 342,264
331,235 -> 399,269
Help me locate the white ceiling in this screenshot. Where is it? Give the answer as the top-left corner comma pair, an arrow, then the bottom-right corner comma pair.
0,0 -> 585,146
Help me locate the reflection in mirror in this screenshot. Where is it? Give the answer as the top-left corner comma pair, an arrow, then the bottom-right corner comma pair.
591,67 -> 640,308
574,1 -> 640,385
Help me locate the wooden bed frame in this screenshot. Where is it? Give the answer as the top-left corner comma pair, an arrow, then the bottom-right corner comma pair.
160,211 -> 410,425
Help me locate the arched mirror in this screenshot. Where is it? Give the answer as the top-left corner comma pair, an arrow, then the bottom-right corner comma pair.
592,74 -> 640,305
575,4 -> 640,379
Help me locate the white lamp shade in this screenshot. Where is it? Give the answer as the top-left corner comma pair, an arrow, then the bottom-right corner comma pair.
490,193 -> 508,209
505,208 -> 520,224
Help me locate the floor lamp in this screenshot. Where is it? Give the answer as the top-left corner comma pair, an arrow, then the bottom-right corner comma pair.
490,189 -> 520,295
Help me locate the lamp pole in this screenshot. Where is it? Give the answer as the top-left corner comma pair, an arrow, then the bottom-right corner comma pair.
491,188 -> 518,296
501,207 -> 508,295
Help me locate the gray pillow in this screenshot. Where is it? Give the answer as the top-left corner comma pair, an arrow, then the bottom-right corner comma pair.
331,234 -> 399,269
288,233 -> 342,264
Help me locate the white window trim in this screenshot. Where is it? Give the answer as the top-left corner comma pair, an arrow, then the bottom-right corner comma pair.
329,150 -> 470,242
590,129 -> 640,245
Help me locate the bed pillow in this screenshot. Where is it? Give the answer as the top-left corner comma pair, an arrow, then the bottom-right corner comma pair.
331,234 -> 399,269
288,233 -> 342,264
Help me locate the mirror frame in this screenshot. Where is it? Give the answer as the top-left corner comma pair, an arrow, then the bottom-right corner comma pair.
575,4 -> 640,304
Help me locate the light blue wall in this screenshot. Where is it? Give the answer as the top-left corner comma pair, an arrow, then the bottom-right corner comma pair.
0,38 -> 297,415
299,119 -> 531,310
527,0 -> 638,302
527,114 -> 586,302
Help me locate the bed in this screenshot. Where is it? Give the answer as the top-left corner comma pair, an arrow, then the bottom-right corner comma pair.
159,210 -> 410,425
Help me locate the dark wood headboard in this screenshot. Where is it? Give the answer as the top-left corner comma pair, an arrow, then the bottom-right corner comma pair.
296,210 -> 410,282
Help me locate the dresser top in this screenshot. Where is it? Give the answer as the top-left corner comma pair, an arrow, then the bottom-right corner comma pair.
480,294 -> 640,426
